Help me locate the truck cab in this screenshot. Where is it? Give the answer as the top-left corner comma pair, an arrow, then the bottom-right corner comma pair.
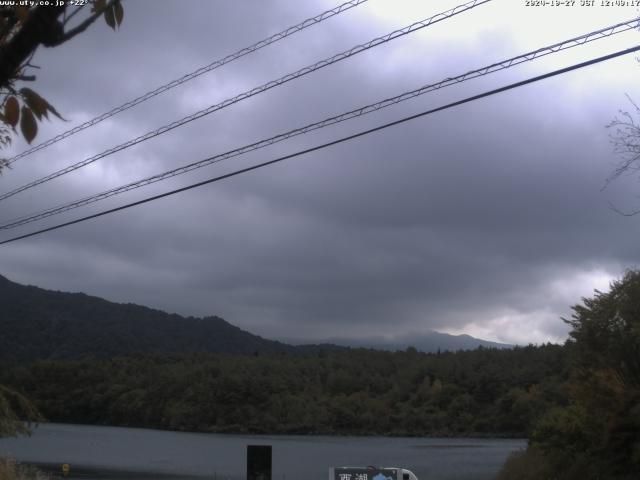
330,466 -> 418,480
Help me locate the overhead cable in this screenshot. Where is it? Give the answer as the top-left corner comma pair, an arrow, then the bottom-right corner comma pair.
0,0 -> 491,203
1,44 -> 638,246
1,17 -> 637,231
5,0 -> 371,165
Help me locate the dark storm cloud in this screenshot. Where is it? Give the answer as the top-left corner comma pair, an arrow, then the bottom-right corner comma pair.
0,0 -> 638,344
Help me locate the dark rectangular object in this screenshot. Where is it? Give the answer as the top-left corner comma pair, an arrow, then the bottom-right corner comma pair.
247,445 -> 272,480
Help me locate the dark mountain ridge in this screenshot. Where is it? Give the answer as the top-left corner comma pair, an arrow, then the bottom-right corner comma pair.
0,274 -> 296,361
1,274 -> 511,361
286,331 -> 512,352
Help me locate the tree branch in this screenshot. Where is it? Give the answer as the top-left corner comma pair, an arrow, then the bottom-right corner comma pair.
62,5 -> 84,27
0,5 -> 65,89
608,201 -> 640,217
0,2 -> 118,89
54,0 -> 116,45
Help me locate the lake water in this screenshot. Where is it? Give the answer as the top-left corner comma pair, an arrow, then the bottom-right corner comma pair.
0,423 -> 525,480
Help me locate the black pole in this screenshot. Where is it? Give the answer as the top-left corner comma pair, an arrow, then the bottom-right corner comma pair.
247,445 -> 272,480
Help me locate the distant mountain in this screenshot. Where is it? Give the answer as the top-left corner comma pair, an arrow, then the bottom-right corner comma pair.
288,330 -> 512,353
0,274 -> 509,362
0,274 -> 297,361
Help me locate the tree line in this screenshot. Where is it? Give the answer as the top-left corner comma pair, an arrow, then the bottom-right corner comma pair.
3,271 -> 638,479
1,344 -> 568,438
498,270 -> 640,479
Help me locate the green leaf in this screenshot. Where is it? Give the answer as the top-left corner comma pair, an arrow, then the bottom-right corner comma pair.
114,0 -> 124,27
20,106 -> 37,144
104,4 -> 116,30
4,96 -> 19,127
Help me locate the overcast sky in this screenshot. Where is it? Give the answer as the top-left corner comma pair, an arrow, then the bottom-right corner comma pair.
1,0 -> 639,345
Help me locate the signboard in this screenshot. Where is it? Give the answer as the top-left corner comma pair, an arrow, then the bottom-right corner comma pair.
331,467 -> 400,480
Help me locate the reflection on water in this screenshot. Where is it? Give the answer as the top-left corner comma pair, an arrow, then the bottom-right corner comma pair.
30,464 -> 200,479
0,423 -> 525,480
29,464 -> 206,480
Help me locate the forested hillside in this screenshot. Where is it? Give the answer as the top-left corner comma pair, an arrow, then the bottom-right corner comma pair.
498,270 -> 640,479
0,345 -> 568,437
0,274 -> 296,360
0,274 -> 506,359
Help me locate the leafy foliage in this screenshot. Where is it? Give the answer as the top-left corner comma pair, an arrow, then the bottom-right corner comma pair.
0,385 -> 42,437
0,273 -> 570,438
97,0 -> 124,31
0,344 -> 568,437
499,270 -> 640,479
0,274 -> 300,360
0,1 -> 124,163
0,458 -> 48,480
495,446 -> 555,480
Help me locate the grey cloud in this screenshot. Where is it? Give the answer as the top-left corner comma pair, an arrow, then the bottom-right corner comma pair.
0,0 -> 638,344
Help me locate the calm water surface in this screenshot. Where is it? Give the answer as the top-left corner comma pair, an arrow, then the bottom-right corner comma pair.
0,423 -> 525,480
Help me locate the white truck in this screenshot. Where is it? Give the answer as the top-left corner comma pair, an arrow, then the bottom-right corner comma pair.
329,466 -> 419,480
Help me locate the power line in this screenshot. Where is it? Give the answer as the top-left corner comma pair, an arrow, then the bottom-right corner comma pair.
0,0 -> 491,203
1,44 -> 637,247
1,17 -> 636,231
5,0 -> 370,165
